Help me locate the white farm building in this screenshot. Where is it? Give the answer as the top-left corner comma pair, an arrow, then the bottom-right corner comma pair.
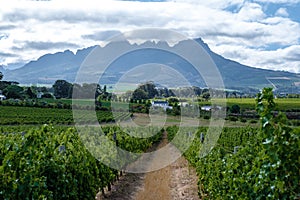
0,94 -> 6,101
151,100 -> 172,111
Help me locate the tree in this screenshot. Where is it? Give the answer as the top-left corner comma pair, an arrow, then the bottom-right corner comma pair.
157,87 -> 175,98
202,92 -> 210,101
0,72 -> 3,81
95,95 -> 102,107
192,86 -> 202,96
230,104 -> 240,114
132,88 -> 148,100
40,86 -> 48,93
168,97 -> 179,106
42,93 -> 53,99
98,84 -> 111,100
3,85 -> 24,99
138,82 -> 158,99
0,81 -> 19,91
26,87 -> 35,99
132,82 -> 158,100
53,80 -> 72,99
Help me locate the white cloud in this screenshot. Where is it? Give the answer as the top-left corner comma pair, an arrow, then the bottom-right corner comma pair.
0,0 -> 299,73
169,0 -> 245,9
236,2 -> 266,21
275,7 -> 289,17
211,44 -> 300,73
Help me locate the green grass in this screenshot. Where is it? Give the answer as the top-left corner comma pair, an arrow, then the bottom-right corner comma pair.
198,98 -> 300,111
38,98 -> 72,104
274,98 -> 300,111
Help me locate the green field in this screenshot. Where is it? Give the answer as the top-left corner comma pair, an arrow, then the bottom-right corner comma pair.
0,106 -> 132,125
1,97 -> 299,126
197,97 -> 300,111
35,97 -> 300,111
40,98 -> 138,110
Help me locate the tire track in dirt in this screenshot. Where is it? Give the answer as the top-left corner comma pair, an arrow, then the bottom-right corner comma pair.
169,156 -> 199,200
134,132 -> 172,200
97,132 -> 200,200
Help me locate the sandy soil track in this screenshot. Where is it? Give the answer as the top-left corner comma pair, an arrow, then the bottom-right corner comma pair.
97,132 -> 200,200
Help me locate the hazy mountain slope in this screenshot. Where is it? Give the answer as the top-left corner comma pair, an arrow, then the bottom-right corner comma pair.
1,39 -> 299,92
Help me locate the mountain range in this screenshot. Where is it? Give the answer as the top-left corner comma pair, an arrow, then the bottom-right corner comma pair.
1,38 -> 299,93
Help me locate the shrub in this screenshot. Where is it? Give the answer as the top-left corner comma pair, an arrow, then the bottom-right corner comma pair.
203,115 -> 210,120
240,118 -> 247,123
228,116 -> 238,122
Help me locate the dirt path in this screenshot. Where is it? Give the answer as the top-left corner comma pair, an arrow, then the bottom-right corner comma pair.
134,132 -> 172,200
96,132 -> 200,200
169,156 -> 199,200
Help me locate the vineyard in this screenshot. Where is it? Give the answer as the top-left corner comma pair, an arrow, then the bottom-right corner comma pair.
167,125 -> 299,199
0,106 -> 132,125
0,88 -> 299,199
168,88 -> 300,199
0,125 -> 163,199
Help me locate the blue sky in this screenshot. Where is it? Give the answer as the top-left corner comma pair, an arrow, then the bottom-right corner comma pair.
0,0 -> 300,73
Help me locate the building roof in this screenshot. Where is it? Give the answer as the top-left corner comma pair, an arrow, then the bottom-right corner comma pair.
152,100 -> 168,104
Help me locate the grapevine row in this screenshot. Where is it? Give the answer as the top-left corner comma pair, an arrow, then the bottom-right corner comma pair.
167,88 -> 300,199
0,106 -> 132,125
0,125 -> 163,199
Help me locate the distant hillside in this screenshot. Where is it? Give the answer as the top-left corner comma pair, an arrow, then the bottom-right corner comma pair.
1,38 -> 299,93
1,46 -> 96,84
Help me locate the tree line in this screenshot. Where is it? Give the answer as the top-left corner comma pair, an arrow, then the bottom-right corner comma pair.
0,73 -> 111,101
